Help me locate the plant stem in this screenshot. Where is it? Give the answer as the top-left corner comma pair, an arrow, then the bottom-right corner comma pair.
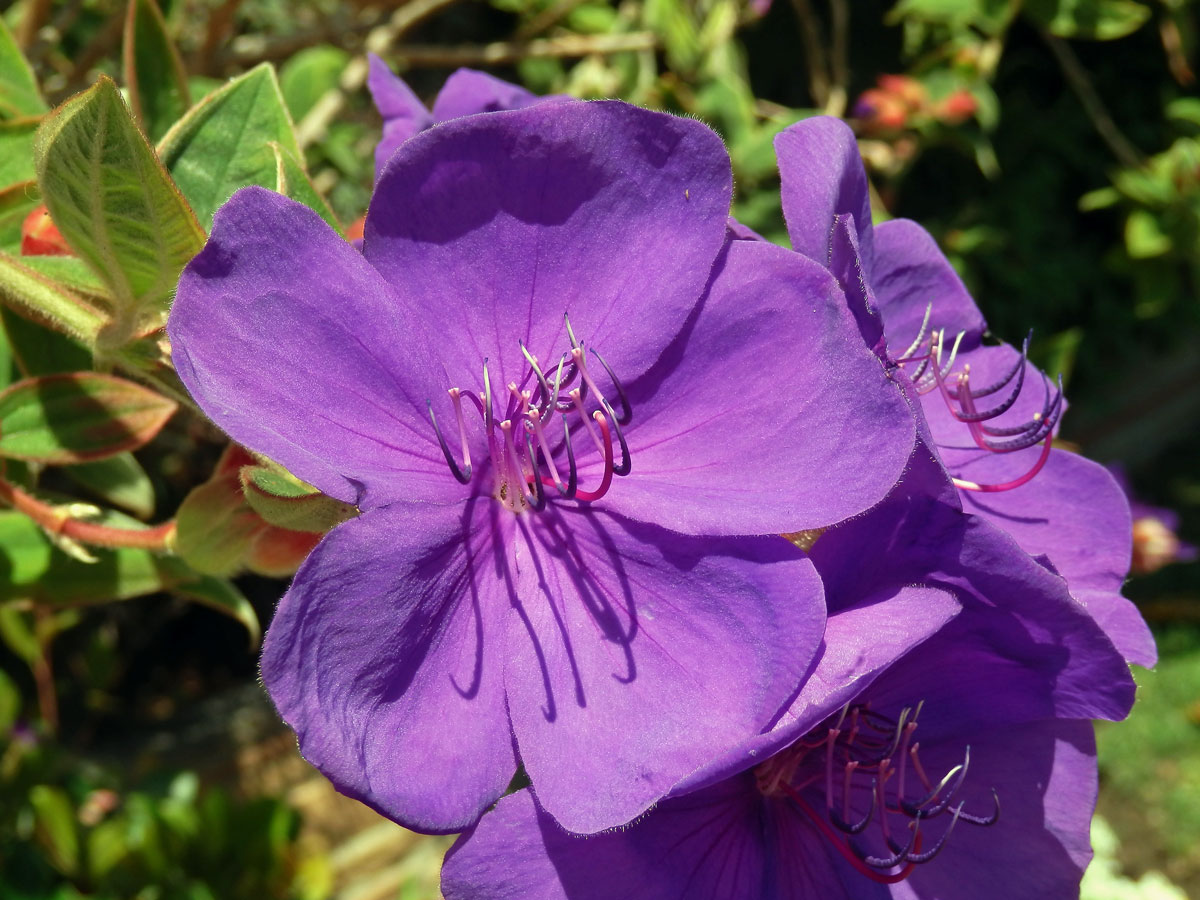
0,478 -> 176,552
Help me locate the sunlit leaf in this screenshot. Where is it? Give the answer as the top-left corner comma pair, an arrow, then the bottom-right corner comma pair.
0,372 -> 177,463
65,452 -> 156,518
157,63 -> 301,229
272,142 -> 343,236
1024,0 -> 1151,40
30,785 -> 80,876
0,251 -> 107,347
34,76 -> 205,335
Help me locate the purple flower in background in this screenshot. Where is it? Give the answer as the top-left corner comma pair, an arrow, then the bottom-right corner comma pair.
167,102 -> 916,834
442,450 -> 1137,899
367,54 -> 552,180
1108,465 -> 1197,574
764,115 -> 1155,668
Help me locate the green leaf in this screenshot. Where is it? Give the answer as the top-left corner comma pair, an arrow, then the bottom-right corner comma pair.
0,372 -> 177,464
0,251 -> 107,346
30,785 -> 80,876
241,463 -> 357,533
1024,0 -> 1151,40
64,452 -> 156,518
0,116 -> 39,186
2,307 -> 93,376
0,179 -> 38,252
33,76 -> 206,338
1125,208 -> 1172,258
279,45 -> 349,121
14,254 -> 112,302
123,0 -> 191,142
157,63 -> 302,229
0,17 -> 46,119
173,575 -> 260,645
0,510 -> 257,640
272,142 -> 343,237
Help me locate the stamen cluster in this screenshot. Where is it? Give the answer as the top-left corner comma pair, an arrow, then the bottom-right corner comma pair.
428,315 -> 632,512
894,304 -> 1064,493
755,702 -> 1000,885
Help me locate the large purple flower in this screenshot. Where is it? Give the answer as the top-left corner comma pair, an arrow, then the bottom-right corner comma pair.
167,102 -> 916,834
367,54 -> 552,180
767,116 -> 1155,668
441,449 -> 1137,899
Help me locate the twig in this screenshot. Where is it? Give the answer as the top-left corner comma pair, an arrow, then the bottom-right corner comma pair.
1042,32 -> 1144,169
0,477 -> 176,552
32,607 -> 58,735
788,0 -> 829,108
295,0 -> 462,149
824,0 -> 848,117
391,32 -> 659,67
515,0 -> 590,40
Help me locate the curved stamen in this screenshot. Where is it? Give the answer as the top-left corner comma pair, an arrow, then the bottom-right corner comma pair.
501,420 -> 545,512
981,375 -> 1063,451
863,820 -> 919,869
902,805 -> 962,864
574,411 -> 615,502
428,400 -> 472,484
897,304 -> 933,362
830,774 -> 875,834
949,332 -> 1031,400
520,342 -> 556,415
953,434 -> 1054,492
953,789 -> 1001,826
900,750 -> 969,819
571,347 -> 632,476
482,358 -> 494,433
951,358 -> 1027,423
589,348 -> 633,425
522,431 -> 547,512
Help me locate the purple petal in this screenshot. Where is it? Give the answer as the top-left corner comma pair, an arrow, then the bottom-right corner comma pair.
363,101 -> 733,391
676,584 -> 961,796
776,116 -> 874,271
367,54 -> 434,180
260,501 -> 517,833
599,238 -> 915,535
889,721 -> 1097,900
168,187 -> 458,508
444,779 -> 767,900
955,449 -> 1156,666
809,449 -> 1136,724
504,509 -> 825,834
871,219 -> 986,354
431,68 -> 542,121
830,214 -> 886,355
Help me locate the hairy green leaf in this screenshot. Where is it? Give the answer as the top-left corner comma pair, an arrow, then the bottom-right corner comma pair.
65,452 -> 156,518
0,116 -> 38,186
157,63 -> 302,229
34,76 -> 205,337
0,251 -> 107,346
0,372 -> 177,463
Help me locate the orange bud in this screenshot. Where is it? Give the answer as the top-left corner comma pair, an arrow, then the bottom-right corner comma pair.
21,205 -> 73,257
346,214 -> 366,242
936,90 -> 978,124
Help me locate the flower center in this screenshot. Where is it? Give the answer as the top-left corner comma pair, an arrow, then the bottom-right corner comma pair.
892,305 -> 1063,493
755,702 -> 999,885
428,315 -> 632,513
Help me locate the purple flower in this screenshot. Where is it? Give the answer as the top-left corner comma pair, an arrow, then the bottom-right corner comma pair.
367,54 -> 552,180
441,449 -> 1137,899
167,102 -> 916,834
1107,465 -> 1197,574
764,115 -> 1155,668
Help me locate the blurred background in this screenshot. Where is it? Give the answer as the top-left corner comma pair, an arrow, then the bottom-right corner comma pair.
0,0 -> 1197,897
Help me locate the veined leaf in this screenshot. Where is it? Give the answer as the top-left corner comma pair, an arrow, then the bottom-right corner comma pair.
34,76 -> 205,336
0,180 -> 38,253
0,372 -> 177,463
0,116 -> 39,186
2,307 -> 92,377
0,250 -> 107,346
157,63 -> 302,229
0,18 -> 46,119
271,142 -> 343,236
123,0 -> 191,142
